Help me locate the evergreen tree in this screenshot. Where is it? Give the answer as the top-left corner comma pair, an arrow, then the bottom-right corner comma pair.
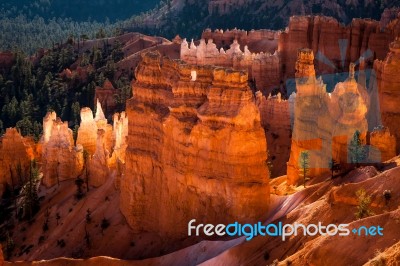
299,151 -> 310,188
348,130 -> 367,166
21,159 -> 40,220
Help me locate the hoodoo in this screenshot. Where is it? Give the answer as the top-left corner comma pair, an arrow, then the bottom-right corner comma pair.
120,51 -> 270,238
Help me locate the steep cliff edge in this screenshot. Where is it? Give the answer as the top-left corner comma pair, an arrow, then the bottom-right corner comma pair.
375,37 -> 400,154
120,51 -> 270,239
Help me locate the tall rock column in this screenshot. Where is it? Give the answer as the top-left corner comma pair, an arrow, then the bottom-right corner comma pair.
0,128 -> 36,196
41,113 -> 83,187
287,49 -> 331,185
120,52 -> 269,239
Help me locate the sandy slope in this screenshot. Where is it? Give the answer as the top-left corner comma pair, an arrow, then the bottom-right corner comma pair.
6,162 -> 400,265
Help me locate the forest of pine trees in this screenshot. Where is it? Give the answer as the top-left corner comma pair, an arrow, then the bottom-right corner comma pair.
0,38 -> 131,141
0,0 -> 159,54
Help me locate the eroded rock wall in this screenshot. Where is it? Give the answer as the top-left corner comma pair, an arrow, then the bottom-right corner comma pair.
256,92 -> 291,177
0,128 -> 36,196
375,37 -> 400,154
280,16 -> 395,80
181,38 -> 280,95
41,113 -> 84,187
287,50 -> 369,185
121,52 -> 270,238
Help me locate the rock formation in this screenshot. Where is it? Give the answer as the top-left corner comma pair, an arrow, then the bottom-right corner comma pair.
112,112 -> 128,163
256,92 -> 291,177
89,129 -> 110,187
40,100 -> 128,189
41,113 -> 84,187
375,37 -> 400,153
121,51 -> 269,238
181,38 -> 280,95
279,16 -> 395,81
76,108 -> 98,155
94,79 -> 118,117
201,28 -> 280,53
329,63 -> 369,165
75,101 -> 126,187
0,128 -> 36,197
287,49 -> 331,185
287,50 -> 369,185
369,127 -> 397,162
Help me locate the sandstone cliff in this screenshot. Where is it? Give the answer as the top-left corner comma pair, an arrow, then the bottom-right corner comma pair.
41,112 -> 84,187
375,37 -> 400,154
121,51 -> 270,238
279,16 -> 395,81
181,38 -> 280,95
287,50 -> 369,185
201,28 -> 279,53
76,108 -> 98,155
40,101 -> 128,188
256,92 -> 291,177
0,128 -> 36,196
94,79 -> 118,118
369,127 -> 397,162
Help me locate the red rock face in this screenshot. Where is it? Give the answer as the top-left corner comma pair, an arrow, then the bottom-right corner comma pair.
121,52 -> 270,238
369,127 -> 396,162
287,50 -> 370,185
256,92 -> 291,177
41,113 -> 84,187
375,37 -> 400,153
0,128 -> 36,196
76,108 -> 98,155
94,79 -> 118,117
201,28 -> 280,53
279,16 -> 395,80
181,38 -> 281,95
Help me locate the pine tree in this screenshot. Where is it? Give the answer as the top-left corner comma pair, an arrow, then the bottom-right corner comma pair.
348,130 -> 367,167
21,159 -> 40,220
299,151 -> 310,188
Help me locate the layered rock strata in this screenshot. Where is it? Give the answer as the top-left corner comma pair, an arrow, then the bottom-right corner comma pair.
0,128 -> 36,196
94,79 -> 118,117
41,113 -> 84,187
375,37 -> 400,153
201,28 -> 280,53
368,127 -> 396,162
181,38 -> 280,95
121,51 -> 270,238
279,16 -> 395,81
41,102 -> 128,188
256,92 -> 291,177
287,50 -> 369,185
